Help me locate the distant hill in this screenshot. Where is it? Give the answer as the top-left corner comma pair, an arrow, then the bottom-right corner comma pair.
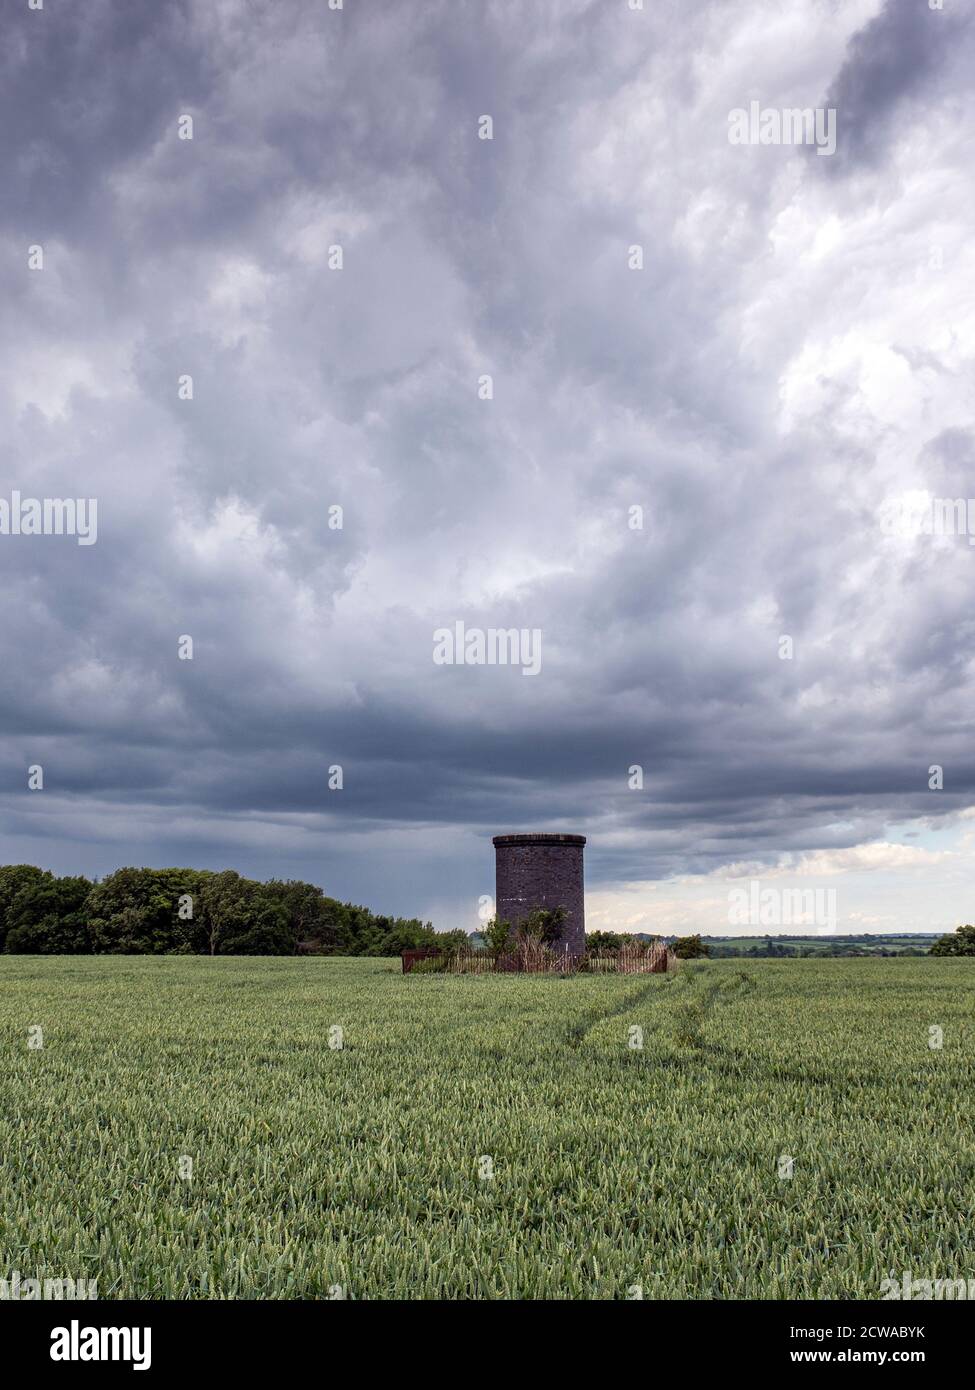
695,933 -> 940,958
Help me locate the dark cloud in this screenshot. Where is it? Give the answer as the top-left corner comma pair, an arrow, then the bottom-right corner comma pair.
1,0 -> 972,927
822,0 -> 971,173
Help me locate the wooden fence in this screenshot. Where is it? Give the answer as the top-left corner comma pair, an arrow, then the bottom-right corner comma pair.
401,948 -> 444,973
402,942 -> 675,975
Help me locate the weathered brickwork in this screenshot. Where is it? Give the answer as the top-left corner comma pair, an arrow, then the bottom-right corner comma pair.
492,833 -> 586,956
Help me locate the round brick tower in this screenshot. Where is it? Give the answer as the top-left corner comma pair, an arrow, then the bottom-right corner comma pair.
492,833 -> 586,957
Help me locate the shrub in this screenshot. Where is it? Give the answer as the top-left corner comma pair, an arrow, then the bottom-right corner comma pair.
586,930 -> 626,953
673,934 -> 709,959
521,906 -> 567,946
483,915 -> 514,956
436,929 -> 471,958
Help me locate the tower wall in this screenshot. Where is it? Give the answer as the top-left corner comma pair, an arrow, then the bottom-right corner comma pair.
492,833 -> 586,956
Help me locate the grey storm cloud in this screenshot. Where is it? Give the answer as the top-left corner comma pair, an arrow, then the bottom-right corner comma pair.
821,0 -> 972,174
1,0 -> 974,926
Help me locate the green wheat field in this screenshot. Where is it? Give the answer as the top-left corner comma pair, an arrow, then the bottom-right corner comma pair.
2,955 -> 973,1299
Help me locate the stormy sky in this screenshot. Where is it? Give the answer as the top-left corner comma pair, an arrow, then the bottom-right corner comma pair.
2,0 -> 974,936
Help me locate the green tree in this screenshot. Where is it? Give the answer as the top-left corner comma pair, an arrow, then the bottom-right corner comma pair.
587,930 -> 627,953
0,861 -> 435,957
371,923 -> 440,956
264,879 -> 344,953
434,929 -> 470,958
0,864 -> 50,951
197,871 -> 264,956
86,868 -> 207,953
930,924 -> 975,957
673,934 -> 709,959
4,875 -> 92,954
219,899 -> 294,955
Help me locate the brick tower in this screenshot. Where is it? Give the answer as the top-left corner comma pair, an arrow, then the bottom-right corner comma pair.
492,832 -> 586,956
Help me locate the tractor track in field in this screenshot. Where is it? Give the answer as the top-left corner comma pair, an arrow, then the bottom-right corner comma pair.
565,974 -> 670,1048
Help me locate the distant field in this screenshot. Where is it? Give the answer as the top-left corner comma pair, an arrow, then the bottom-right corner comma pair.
707,935 -> 940,954
2,956 -> 974,1299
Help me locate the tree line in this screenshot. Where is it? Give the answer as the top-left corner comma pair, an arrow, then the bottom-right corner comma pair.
0,864 -> 439,956
929,924 -> 975,956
